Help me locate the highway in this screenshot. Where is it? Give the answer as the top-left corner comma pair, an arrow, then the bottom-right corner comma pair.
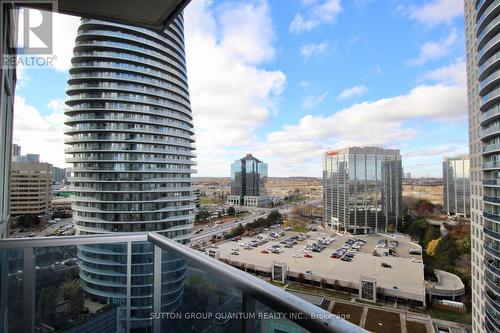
191,204 -> 294,243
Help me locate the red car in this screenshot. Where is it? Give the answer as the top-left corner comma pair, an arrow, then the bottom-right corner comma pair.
261,250 -> 269,254
304,254 -> 313,258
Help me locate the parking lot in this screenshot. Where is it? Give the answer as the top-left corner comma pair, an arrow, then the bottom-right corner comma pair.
216,228 -> 425,304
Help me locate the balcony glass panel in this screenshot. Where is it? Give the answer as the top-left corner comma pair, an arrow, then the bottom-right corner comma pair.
0,234 -> 364,333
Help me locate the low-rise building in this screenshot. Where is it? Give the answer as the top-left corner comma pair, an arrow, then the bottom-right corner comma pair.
10,161 -> 52,216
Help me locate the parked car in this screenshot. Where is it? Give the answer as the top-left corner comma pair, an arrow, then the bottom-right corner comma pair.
381,262 -> 392,268
304,253 -> 313,258
341,256 -> 352,262
260,250 -> 269,254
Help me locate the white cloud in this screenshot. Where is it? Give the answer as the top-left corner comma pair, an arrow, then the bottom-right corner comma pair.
51,13 -> 80,71
405,145 -> 457,158
407,0 -> 463,26
299,80 -> 310,88
300,41 -> 331,59
289,0 -> 342,34
302,91 -> 329,109
254,78 -> 467,175
185,0 -> 286,176
409,28 -> 457,66
421,58 -> 466,86
13,96 -> 67,167
217,1 -> 275,64
337,85 -> 367,100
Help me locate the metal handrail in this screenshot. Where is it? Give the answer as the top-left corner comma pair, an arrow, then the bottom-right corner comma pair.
0,232 -> 368,332
148,232 -> 368,333
0,232 -> 149,249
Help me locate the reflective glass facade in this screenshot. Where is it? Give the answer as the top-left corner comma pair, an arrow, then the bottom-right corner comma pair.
230,154 -> 268,198
323,147 -> 402,234
443,155 -> 470,217
64,16 -> 194,332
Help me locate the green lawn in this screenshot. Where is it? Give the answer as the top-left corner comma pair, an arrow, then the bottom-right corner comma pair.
421,307 -> 471,325
200,197 -> 224,204
236,211 -> 251,218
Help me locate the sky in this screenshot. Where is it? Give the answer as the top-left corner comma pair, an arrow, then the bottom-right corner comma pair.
13,0 -> 468,178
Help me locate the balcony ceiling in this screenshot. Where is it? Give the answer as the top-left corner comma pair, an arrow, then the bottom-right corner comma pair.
24,0 -> 190,31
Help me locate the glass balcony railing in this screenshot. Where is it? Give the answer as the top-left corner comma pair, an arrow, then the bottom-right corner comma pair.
485,211 -> 500,222
0,232 -> 367,333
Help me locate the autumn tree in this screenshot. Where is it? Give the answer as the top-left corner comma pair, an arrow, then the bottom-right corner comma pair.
426,238 -> 440,256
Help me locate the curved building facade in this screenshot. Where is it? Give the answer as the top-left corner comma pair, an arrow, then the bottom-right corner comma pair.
466,0 -> 500,331
64,15 -> 195,331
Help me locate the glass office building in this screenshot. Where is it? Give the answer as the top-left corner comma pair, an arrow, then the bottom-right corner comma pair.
443,155 -> 470,217
323,147 -> 402,234
230,154 -> 268,197
64,15 -> 195,331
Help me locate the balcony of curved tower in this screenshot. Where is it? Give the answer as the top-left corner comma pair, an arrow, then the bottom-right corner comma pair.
480,85 -> 500,112
485,196 -> 500,205
484,211 -> 500,222
483,142 -> 500,155
482,123 -> 500,140
480,51 -> 500,79
485,225 -> 500,242
483,160 -> 500,170
478,14 -> 500,50
477,0 -> 500,37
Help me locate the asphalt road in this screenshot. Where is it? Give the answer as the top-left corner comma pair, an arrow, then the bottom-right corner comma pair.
10,216 -> 74,238
191,204 -> 295,243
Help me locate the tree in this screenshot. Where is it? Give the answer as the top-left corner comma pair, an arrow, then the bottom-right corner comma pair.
37,287 -> 57,322
195,210 -> 210,223
426,238 -> 440,256
423,226 -> 440,248
226,224 -> 245,239
406,218 -> 429,244
63,279 -> 84,317
435,236 -> 459,268
227,206 -> 236,216
297,273 -> 305,284
17,214 -> 39,228
267,210 -> 282,224
320,278 -> 327,289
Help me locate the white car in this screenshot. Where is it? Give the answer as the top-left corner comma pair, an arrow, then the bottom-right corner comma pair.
411,258 -> 422,263
292,253 -> 302,258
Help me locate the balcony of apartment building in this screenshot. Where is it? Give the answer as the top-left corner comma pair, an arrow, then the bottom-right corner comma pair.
0,232 -> 366,333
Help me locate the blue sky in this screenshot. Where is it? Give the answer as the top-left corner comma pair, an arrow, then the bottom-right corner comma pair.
14,0 -> 467,177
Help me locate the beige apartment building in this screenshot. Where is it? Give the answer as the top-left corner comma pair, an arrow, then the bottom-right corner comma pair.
10,162 -> 52,216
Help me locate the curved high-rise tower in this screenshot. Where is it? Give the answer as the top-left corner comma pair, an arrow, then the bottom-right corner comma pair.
465,0 -> 500,331
64,14 -> 195,331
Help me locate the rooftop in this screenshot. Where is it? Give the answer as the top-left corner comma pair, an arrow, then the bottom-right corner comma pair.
216,231 -> 426,303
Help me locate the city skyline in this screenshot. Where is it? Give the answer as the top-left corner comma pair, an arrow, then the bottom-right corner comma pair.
12,0 -> 467,178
